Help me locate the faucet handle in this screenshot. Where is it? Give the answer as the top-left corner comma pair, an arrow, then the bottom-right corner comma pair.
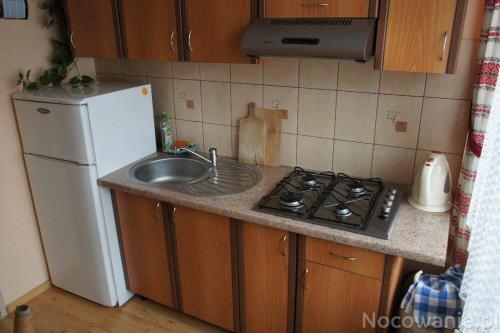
208,148 -> 218,167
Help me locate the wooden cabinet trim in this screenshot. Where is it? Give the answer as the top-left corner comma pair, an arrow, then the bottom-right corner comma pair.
294,236 -> 307,333
374,0 -> 389,70
230,220 -> 241,333
377,256 -> 404,333
446,0 -> 468,74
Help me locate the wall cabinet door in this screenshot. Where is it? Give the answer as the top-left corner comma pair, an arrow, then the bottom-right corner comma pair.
183,0 -> 252,63
299,261 -> 382,333
382,0 -> 458,73
64,0 -> 121,58
119,0 -> 180,61
263,0 -> 370,18
172,205 -> 236,331
114,191 -> 176,307
240,223 -> 295,333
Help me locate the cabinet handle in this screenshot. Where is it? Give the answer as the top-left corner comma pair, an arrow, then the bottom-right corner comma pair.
188,30 -> 193,54
302,268 -> 309,289
171,207 -> 177,224
170,30 -> 176,54
37,108 -> 50,114
154,202 -> 162,221
302,2 -> 329,7
329,250 -> 358,261
440,31 -> 449,61
70,31 -> 76,49
280,235 -> 287,256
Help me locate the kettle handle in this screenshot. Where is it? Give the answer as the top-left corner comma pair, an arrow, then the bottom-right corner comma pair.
419,153 -> 439,206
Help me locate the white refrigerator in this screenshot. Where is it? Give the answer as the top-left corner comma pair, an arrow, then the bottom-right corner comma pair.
12,81 -> 156,306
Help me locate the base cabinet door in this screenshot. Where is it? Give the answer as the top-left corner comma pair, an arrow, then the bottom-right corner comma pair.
172,205 -> 235,331
240,222 -> 294,333
114,191 -> 176,307
300,261 -> 382,333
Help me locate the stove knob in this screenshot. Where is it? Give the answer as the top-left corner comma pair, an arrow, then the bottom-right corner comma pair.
389,188 -> 397,195
387,193 -> 396,201
384,199 -> 393,207
382,204 -> 391,214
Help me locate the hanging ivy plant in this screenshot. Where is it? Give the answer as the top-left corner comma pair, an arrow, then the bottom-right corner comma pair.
17,0 -> 94,90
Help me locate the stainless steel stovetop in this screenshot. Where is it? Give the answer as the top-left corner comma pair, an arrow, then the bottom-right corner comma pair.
256,167 -> 404,239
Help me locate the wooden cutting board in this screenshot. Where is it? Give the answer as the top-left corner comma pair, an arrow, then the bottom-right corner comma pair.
238,103 -> 267,165
254,106 -> 288,167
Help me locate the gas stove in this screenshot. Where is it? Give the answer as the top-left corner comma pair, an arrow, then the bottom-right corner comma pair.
257,167 -> 404,239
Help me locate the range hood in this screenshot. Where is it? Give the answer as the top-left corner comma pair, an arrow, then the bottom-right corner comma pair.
241,18 -> 376,61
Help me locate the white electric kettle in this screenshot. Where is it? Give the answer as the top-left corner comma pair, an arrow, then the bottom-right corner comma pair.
409,153 -> 452,213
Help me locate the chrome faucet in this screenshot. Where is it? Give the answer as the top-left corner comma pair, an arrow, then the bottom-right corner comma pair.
176,147 -> 218,167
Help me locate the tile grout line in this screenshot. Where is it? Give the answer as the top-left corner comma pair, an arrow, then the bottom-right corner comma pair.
369,68 -> 383,178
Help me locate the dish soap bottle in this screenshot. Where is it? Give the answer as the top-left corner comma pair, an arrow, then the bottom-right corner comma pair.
160,112 -> 173,152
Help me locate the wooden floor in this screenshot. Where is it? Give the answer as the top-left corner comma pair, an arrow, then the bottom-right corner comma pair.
0,287 -> 226,333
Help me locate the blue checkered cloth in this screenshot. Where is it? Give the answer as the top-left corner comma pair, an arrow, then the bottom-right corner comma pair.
401,265 -> 464,329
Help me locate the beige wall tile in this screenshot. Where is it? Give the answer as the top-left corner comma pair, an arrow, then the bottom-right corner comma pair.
95,58 -> 122,75
200,63 -> 230,82
231,64 -> 263,84
380,71 -> 426,96
263,58 -> 299,87
97,73 -> 122,81
338,58 -> 380,93
418,98 -> 469,154
375,95 -> 423,149
203,123 -> 232,157
175,120 -> 203,150
173,79 -> 202,121
263,86 -> 299,133
122,75 -> 148,83
121,59 -> 147,76
425,40 -> 478,100
332,140 -> 373,177
232,126 -> 239,158
231,83 -> 263,126
335,91 -> 378,143
150,77 -> 175,118
462,0 -> 484,40
172,62 -> 200,80
75,58 -> 96,77
413,150 -> 462,191
297,136 -> 333,171
201,81 -> 231,125
146,60 -> 172,78
372,145 -> 416,184
298,88 -> 336,138
299,59 -> 338,90
278,133 -> 297,167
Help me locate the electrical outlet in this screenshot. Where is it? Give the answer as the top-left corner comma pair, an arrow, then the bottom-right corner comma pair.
179,91 -> 188,100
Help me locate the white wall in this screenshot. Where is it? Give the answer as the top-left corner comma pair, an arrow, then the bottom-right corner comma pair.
0,0 -> 53,305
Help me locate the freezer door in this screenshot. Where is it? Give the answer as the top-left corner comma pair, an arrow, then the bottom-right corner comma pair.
14,100 -> 95,164
25,154 -> 117,306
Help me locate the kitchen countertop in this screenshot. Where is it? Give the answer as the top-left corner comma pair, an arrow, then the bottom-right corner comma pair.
99,156 -> 451,267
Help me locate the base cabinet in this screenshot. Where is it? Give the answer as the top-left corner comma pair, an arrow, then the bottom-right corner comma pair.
239,222 -> 295,333
172,205 -> 237,331
114,191 -> 176,307
299,261 -> 381,333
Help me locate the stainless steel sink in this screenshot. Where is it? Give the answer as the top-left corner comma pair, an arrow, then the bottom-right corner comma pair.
127,155 -> 261,196
129,157 -> 209,184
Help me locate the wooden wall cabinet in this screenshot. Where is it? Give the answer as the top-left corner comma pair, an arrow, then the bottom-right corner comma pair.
182,0 -> 254,63
261,0 -> 373,18
118,0 -> 181,61
238,222 -> 296,333
113,191 -> 176,308
376,0 -> 467,74
171,205 -> 238,331
64,0 -> 122,58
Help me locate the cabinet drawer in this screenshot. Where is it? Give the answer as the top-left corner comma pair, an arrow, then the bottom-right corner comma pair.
305,237 -> 385,280
264,0 -> 370,18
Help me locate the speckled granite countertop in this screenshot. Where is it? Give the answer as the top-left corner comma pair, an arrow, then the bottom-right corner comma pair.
99,156 -> 450,267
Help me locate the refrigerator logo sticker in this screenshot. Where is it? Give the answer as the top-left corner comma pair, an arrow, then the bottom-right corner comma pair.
141,87 -> 148,95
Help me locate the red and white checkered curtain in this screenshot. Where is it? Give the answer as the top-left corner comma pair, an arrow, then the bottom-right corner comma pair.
447,0 -> 500,266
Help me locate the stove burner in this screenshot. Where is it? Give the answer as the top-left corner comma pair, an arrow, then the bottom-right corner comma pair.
279,192 -> 304,208
347,182 -> 366,195
301,174 -> 318,187
332,204 -> 352,217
